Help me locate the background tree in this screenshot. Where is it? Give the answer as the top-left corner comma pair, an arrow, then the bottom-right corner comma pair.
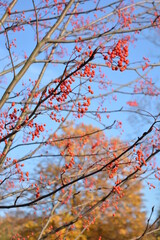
0,123 -> 147,239
0,0 -> 160,239
0,182 -> 147,240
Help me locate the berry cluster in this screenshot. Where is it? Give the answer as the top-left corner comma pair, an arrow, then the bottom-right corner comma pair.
104,38 -> 130,71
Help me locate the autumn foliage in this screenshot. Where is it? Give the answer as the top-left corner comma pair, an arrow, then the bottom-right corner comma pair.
0,0 -> 160,239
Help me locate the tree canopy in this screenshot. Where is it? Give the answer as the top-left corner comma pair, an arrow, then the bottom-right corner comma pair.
0,0 -> 160,239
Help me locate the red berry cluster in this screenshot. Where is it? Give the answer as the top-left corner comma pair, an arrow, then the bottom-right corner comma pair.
104,38 -> 130,72
77,96 -> 91,117
28,122 -> 46,141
